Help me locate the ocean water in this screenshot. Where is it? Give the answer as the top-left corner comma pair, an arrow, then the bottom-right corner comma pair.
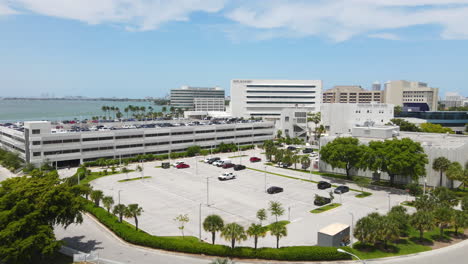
0,99 -> 163,122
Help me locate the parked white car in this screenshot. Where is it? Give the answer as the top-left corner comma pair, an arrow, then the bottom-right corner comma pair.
218,172 -> 236,181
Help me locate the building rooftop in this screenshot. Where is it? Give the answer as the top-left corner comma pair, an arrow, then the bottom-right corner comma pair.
319,223 -> 349,236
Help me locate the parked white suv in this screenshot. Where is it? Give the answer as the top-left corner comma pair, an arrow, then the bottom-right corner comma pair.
218,172 -> 236,181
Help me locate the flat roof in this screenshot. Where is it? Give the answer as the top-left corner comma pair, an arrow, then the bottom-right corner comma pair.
319,223 -> 349,236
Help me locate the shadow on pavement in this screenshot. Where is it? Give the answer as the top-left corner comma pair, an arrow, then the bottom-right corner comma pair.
61,235 -> 104,252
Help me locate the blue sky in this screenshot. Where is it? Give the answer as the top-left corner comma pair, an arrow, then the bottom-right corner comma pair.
1,0 -> 468,98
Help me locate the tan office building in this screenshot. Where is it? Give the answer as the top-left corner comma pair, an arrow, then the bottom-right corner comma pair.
322,86 -> 383,104
383,80 -> 439,111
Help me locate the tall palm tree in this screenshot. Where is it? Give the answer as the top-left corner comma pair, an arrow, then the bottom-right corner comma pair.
300,156 -> 311,170
101,106 -> 108,119
432,157 -> 451,187
90,190 -> 104,207
269,201 -> 285,223
102,196 -> 114,213
269,222 -> 287,248
170,106 -> 175,114
410,211 -> 435,241
162,106 -> 167,113
291,154 -> 300,170
113,204 -> 127,222
148,106 -> 154,119
221,223 -> 247,249
125,203 -> 144,231
446,162 -> 464,189
124,107 -> 129,119
246,223 -> 267,249
256,209 -> 267,225
203,214 -> 224,244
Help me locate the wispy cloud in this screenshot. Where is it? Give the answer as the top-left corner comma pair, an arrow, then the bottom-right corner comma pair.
2,0 -> 468,41
368,33 -> 400,40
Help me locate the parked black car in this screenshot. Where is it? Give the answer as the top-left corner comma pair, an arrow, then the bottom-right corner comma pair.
302,148 -> 313,154
267,186 -> 284,194
317,181 -> 332,189
207,157 -> 220,164
287,146 -> 297,151
334,186 -> 349,194
314,196 -> 331,206
234,164 -> 246,171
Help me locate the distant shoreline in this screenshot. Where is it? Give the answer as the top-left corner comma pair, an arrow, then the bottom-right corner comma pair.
1,97 -> 155,102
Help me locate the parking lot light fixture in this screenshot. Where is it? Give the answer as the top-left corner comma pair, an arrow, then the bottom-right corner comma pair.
264,166 -> 267,193
337,248 -> 366,263
388,193 -> 391,211
349,212 -> 354,246
118,190 -> 123,205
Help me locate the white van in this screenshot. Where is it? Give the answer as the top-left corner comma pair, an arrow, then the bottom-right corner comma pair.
216,159 -> 232,167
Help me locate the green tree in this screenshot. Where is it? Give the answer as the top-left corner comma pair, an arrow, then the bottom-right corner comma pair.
186,145 -> 201,157
90,190 -> 104,207
113,204 -> 127,223
388,206 -> 410,235
174,214 -> 190,237
263,140 -> 276,161
256,209 -> 267,225
203,215 -> 224,244
446,161 -> 465,189
246,223 -> 267,249
307,112 -> 321,140
433,157 -> 452,187
390,118 -> 421,132
410,211 -> 435,241
394,105 -> 403,116
461,197 -> 468,212
221,223 -> 247,249
300,155 -> 311,170
420,123 -> 454,134
269,222 -> 288,248
125,204 -> 143,231
0,173 -> 84,264
320,137 -> 367,179
433,206 -> 454,237
378,216 -> 400,250
432,186 -> 459,207
414,194 -> 436,212
102,196 -> 114,214
354,212 -> 381,245
268,201 -> 285,223
452,210 -> 468,236
276,130 -> 283,139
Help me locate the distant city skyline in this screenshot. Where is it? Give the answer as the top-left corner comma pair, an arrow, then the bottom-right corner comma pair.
0,1 -> 467,98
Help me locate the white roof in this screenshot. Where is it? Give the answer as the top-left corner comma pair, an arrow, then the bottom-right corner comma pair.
319,223 -> 350,236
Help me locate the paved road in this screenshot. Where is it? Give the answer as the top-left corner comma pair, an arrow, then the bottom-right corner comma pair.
55,212 -> 468,264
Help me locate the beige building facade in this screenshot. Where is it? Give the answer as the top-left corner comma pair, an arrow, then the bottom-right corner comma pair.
322,86 -> 383,104
383,80 -> 439,111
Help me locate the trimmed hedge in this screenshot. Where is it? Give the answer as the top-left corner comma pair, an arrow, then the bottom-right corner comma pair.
83,201 -> 350,261
83,144 -> 256,167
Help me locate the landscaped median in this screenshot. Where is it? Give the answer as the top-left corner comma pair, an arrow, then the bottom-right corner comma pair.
83,200 -> 351,261
247,167 -> 372,198
118,176 -> 152,182
310,203 -> 341,214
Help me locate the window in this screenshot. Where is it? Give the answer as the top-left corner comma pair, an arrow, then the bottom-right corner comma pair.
32,141 -> 41,145
33,152 -> 41,157
32,129 -> 40,134
285,116 -> 290,122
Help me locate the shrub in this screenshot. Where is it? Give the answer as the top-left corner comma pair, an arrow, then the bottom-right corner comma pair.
83,200 -> 349,261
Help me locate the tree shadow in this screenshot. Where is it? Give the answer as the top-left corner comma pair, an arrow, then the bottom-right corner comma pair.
430,234 -> 452,243
61,235 -> 104,252
409,237 -> 434,246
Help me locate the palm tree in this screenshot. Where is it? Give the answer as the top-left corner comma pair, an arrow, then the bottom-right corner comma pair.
246,223 -> 267,249
102,196 -> 114,214
101,106 -> 108,119
221,223 -> 247,249
170,106 -> 175,114
432,157 -> 451,187
113,204 -> 127,223
124,107 -> 129,119
90,190 -> 104,207
434,206 -> 454,237
148,106 -> 154,119
410,211 -> 435,241
256,208 -> 267,225
162,106 -> 167,113
452,210 -> 468,236
300,156 -> 311,170
82,183 -> 92,200
125,203 -> 144,231
269,222 -> 287,248
291,154 -> 300,170
203,214 -> 224,244
269,201 -> 285,223
446,162 -> 464,189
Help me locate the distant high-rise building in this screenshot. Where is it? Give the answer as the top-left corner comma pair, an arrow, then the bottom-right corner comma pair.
372,81 -> 381,91
440,92 -> 465,108
322,86 -> 383,104
170,86 -> 225,110
383,80 -> 439,111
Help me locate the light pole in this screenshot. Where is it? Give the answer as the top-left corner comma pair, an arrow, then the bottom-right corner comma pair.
199,203 -> 202,241
206,177 -> 210,206
423,177 -> 427,195
264,166 -> 267,193
118,190 -> 123,205
337,249 -> 365,263
288,206 -> 291,221
349,212 -> 354,247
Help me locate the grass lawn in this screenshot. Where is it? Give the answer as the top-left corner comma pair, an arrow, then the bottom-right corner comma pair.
401,201 -> 415,207
264,220 -> 291,231
310,203 -> 341,214
118,176 -> 152,182
228,154 -> 248,158
348,227 -> 455,260
356,192 -> 372,198
81,170 -> 134,185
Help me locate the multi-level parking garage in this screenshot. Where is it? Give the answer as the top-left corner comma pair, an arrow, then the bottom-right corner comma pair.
0,120 -> 274,167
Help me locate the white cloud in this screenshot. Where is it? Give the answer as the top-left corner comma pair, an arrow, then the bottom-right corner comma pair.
225,0 -> 468,41
5,0 -> 226,31
368,33 -> 400,40
0,0 -> 17,15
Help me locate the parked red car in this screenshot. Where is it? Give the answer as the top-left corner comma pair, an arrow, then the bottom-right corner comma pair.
176,163 -> 190,169
222,163 -> 235,169
250,157 -> 261,162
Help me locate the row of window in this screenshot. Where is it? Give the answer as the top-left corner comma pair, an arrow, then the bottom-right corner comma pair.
246,90 -> 316,94
1,132 -> 25,143
0,140 -> 25,153
246,96 -> 316,99
246,101 -> 316,104
246,85 -> 317,89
